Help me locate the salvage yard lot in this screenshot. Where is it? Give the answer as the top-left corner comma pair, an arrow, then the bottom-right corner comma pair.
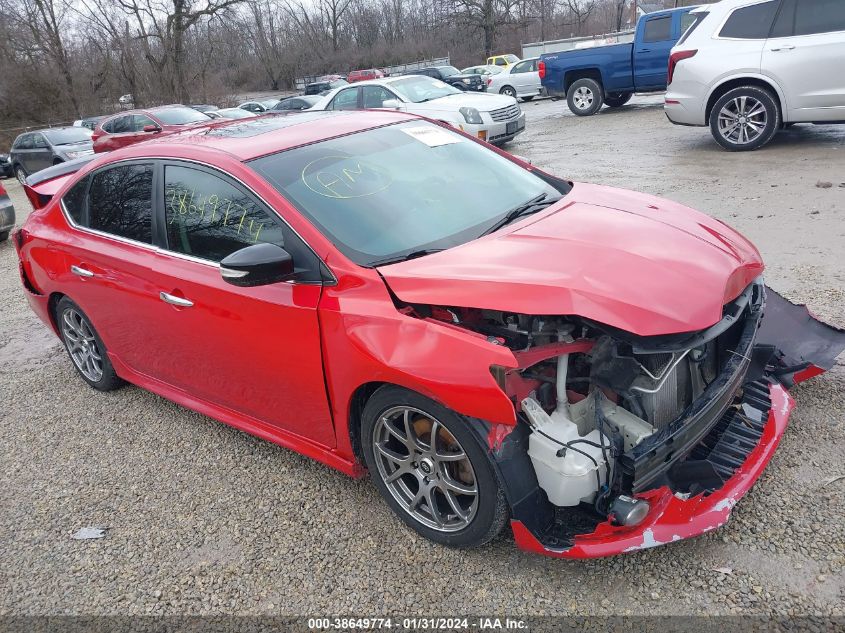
1,98 -> 843,617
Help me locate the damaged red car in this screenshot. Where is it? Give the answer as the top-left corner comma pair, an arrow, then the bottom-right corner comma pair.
14,111 -> 844,557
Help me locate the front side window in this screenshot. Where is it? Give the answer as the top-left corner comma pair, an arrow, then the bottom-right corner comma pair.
32,134 -> 49,149
511,60 -> 532,74
88,164 -> 153,243
330,88 -> 359,110
643,16 -> 672,42
134,115 -> 156,131
164,165 -> 282,262
362,86 -> 395,108
249,121 -> 566,266
719,1 -> 779,38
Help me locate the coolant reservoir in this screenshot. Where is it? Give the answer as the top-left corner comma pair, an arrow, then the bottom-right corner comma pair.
523,397 -> 607,507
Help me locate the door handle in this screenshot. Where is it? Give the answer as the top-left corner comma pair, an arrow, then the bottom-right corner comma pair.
770,44 -> 795,51
638,48 -> 651,53
70,265 -> 94,278
159,291 -> 193,308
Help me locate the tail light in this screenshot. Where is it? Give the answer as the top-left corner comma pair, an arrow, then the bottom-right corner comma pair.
487,77 -> 493,86
667,49 -> 696,85
538,60 -> 546,80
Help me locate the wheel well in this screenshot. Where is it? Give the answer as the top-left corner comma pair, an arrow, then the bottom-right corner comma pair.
347,381 -> 388,461
706,77 -> 783,123
47,292 -> 66,335
564,69 -> 602,94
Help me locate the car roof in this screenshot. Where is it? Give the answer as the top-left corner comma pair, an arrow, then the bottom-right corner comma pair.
102,110 -> 417,162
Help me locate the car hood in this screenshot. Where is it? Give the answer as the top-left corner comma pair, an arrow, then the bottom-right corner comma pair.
377,183 -> 764,337
55,140 -> 93,152
412,92 -> 517,113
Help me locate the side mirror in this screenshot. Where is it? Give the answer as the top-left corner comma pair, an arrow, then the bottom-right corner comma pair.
381,99 -> 402,110
143,124 -> 161,133
219,243 -> 295,287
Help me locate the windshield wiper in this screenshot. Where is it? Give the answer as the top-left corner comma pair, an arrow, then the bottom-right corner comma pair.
369,248 -> 444,267
480,193 -> 563,237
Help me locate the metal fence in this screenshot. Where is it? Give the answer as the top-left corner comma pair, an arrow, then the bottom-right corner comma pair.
294,56 -> 450,90
521,30 -> 635,58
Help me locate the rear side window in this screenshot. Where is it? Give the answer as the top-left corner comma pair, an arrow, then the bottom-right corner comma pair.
678,12 -> 708,45
719,1 -> 779,38
794,0 -> 845,35
643,16 -> 672,42
88,164 -> 153,243
62,176 -> 89,225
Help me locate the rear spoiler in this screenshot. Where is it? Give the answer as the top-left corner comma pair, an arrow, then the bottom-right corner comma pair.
23,155 -> 96,210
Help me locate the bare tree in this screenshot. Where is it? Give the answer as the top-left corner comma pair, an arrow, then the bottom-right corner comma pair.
449,0 -> 526,57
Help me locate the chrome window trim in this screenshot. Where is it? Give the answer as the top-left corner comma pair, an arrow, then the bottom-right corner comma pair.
57,155 -> 337,285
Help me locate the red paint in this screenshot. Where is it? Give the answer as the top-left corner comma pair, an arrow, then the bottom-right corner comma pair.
378,183 -> 763,336
792,364 -> 824,384
487,424 -> 513,451
512,383 -> 794,558
92,107 -> 220,153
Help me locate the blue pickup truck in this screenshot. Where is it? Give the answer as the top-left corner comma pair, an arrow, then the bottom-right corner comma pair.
540,6 -> 697,116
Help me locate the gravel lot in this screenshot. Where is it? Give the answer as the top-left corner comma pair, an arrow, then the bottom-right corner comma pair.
1,98 -> 844,619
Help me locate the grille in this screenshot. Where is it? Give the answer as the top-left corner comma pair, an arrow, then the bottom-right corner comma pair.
489,104 -> 521,122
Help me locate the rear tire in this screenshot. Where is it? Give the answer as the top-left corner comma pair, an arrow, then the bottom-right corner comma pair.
567,78 -> 604,116
709,86 -> 780,152
500,86 -> 517,99
361,385 -> 509,548
14,165 -> 27,184
605,92 -> 632,108
0,231 -> 9,242
55,297 -> 124,391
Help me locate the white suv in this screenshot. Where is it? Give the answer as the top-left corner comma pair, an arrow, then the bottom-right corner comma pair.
664,0 -> 845,151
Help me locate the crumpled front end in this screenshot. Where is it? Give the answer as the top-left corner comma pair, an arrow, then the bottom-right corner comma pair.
398,280 -> 844,557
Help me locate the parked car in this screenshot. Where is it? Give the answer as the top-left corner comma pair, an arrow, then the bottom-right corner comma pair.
0,180 -> 14,241
486,54 -> 520,67
665,0 -> 845,151
304,79 -> 349,95
15,110 -> 842,557
410,66 -> 486,92
271,95 -> 321,112
190,104 -> 219,114
10,127 -> 94,183
73,115 -> 108,131
118,94 -> 134,105
461,64 -> 504,79
488,57 -> 543,101
238,99 -> 280,113
91,106 -> 212,153
541,6 -> 697,116
208,108 -> 258,120
347,68 -> 385,83
312,76 -> 525,145
0,153 -> 13,178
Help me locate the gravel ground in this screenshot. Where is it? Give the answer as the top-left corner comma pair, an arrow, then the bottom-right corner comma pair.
1,100 -> 844,618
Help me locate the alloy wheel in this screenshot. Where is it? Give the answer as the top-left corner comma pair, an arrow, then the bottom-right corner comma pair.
372,406 -> 479,532
15,166 -> 26,185
717,96 -> 767,146
61,308 -> 104,382
572,86 -> 594,111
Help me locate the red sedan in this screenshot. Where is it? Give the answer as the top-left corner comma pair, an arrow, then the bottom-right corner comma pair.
14,111 -> 844,556
91,105 -> 212,153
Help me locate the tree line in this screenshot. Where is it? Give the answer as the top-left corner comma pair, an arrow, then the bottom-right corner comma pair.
0,0 -> 705,141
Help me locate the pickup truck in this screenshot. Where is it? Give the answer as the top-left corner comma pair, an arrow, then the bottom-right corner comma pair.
540,6 -> 697,116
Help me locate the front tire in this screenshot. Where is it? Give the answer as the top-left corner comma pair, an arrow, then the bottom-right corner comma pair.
709,86 -> 780,151
56,297 -> 124,391
361,386 -> 508,548
567,78 -> 604,116
500,86 -> 517,99
0,231 -> 9,242
605,92 -> 632,108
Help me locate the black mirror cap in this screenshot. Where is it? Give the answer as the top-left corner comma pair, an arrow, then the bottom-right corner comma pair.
219,243 -> 295,287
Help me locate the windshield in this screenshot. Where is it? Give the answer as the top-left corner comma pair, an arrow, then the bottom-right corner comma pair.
43,128 -> 92,145
152,107 -> 211,125
505,55 -> 520,63
218,108 -> 256,119
390,76 -> 461,103
440,66 -> 461,77
249,121 -> 564,266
